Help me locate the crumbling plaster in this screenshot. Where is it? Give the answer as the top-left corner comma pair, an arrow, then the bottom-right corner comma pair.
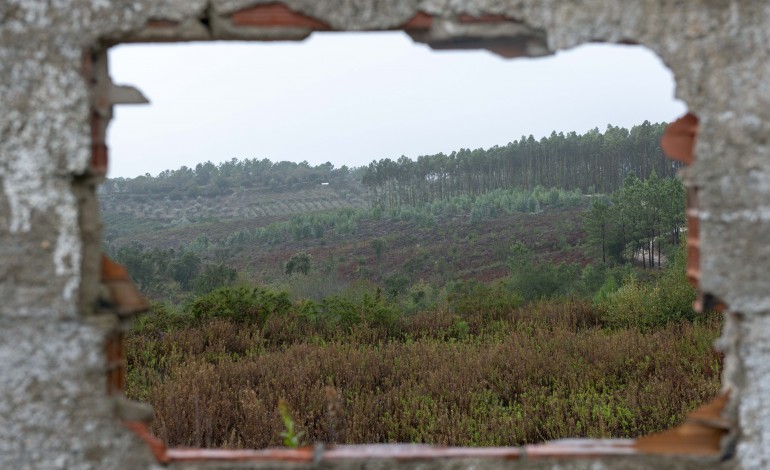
1,0 -> 769,468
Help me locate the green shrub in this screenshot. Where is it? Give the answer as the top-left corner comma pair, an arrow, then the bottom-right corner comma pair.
384,274 -> 410,299
447,279 -> 523,321
189,285 -> 292,326
297,299 -> 321,326
316,290 -> 400,332
592,275 -> 619,305
507,242 -> 581,300
318,295 -> 360,330
448,319 -> 470,340
133,301 -> 194,333
598,244 -> 697,330
192,263 -> 237,295
404,281 -> 437,314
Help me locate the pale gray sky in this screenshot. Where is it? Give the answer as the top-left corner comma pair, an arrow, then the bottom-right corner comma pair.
107,32 -> 686,178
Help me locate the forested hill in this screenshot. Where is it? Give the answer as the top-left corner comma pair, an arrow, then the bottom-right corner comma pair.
100,121 -> 673,223
99,159 -> 369,223
362,121 -> 675,209
100,120 -> 685,303
101,159 -> 366,199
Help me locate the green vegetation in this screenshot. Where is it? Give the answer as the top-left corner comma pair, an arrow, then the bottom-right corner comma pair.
585,172 -> 685,267
278,400 -> 305,448
598,246 -> 697,331
189,286 -> 292,326
126,249 -> 721,448
106,184 -> 588,306
102,158 -> 358,198
217,185 -> 583,249
362,122 -> 676,209
102,123 -> 674,303
285,252 -> 312,276
115,122 -> 719,449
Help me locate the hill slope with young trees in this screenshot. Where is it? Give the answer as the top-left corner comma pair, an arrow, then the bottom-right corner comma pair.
101,121 -> 681,302
99,159 -> 369,228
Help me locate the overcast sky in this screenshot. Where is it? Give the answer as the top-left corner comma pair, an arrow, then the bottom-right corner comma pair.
107,32 -> 686,179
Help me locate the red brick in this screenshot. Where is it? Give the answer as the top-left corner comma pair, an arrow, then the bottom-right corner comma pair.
661,113 -> 699,165
230,3 -> 330,30
402,12 -> 433,30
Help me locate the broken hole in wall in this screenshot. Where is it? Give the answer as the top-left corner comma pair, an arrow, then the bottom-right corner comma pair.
97,32 -> 724,454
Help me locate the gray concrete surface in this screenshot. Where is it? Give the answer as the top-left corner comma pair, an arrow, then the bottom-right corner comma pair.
1,0 -> 769,468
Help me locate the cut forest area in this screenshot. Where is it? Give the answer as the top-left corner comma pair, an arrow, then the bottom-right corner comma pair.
110,122 -> 722,449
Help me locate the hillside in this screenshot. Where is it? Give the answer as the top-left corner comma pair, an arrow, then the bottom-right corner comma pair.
100,186 -> 367,223
101,122 -> 682,302
113,131 -> 717,449
101,185 -> 367,246
229,204 -> 588,286
103,185 -> 590,302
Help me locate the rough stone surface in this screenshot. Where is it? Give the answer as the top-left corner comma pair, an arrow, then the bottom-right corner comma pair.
730,314 -> 770,469
1,0 -> 769,468
0,319 -> 156,469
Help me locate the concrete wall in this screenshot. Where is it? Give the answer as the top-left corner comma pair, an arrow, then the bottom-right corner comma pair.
1,1 -> 769,468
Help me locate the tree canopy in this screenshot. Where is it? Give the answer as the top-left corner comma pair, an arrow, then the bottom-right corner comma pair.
584,173 -> 685,267
101,158 -> 358,199
361,122 -> 676,210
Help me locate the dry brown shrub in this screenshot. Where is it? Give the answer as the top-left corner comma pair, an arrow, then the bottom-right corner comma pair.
128,308 -> 722,448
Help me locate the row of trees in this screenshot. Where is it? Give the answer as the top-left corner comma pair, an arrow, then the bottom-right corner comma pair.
102,122 -> 672,211
361,122 -> 678,210
584,172 -> 685,268
101,158 -> 361,199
